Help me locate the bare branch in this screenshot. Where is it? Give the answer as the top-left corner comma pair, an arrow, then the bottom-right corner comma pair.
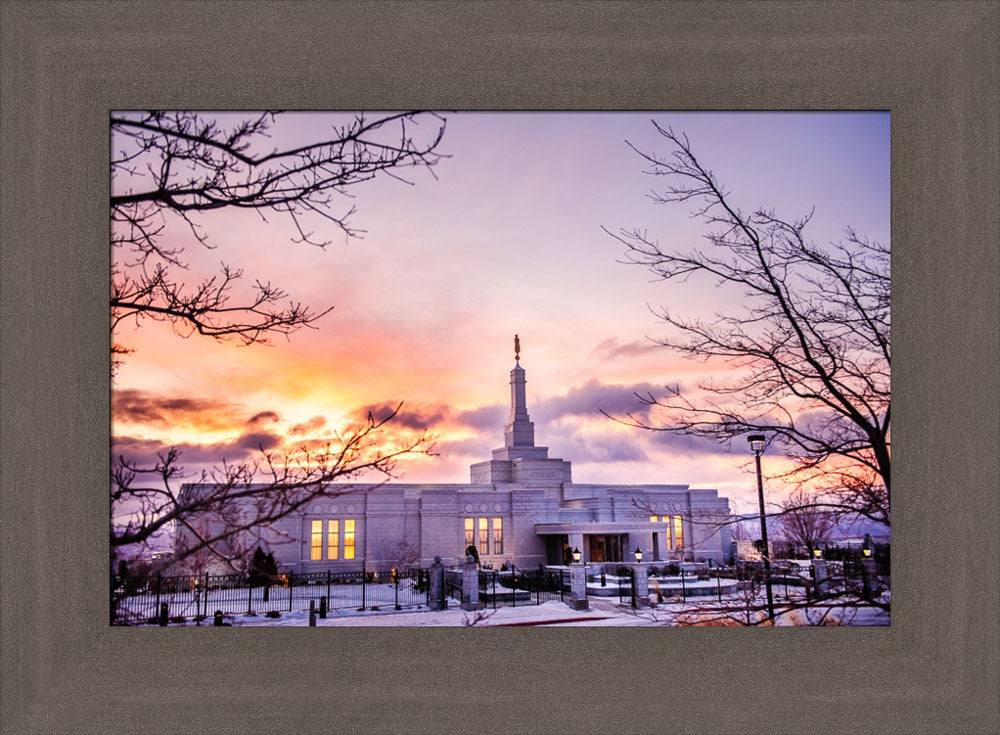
605,123 -> 890,525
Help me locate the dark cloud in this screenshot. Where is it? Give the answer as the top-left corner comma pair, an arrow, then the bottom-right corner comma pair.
112,389 -> 241,431
534,379 -> 666,424
453,404 -> 505,432
290,415 -> 327,435
549,432 -> 650,464
234,431 -> 282,451
589,337 -> 660,360
248,410 -> 281,426
354,401 -> 449,431
111,435 -> 257,468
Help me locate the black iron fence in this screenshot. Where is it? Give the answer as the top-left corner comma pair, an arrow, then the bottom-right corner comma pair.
112,568 -> 430,625
477,566 -> 564,609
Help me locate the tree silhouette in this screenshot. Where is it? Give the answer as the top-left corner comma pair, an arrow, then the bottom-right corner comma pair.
110,112 -> 444,582
111,110 -> 446,370
605,123 -> 889,526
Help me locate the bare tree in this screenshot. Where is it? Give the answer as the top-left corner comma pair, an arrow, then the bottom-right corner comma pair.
372,536 -> 423,573
110,111 -> 446,588
605,123 -> 890,526
778,488 -> 837,553
112,405 -> 434,574
111,110 -> 446,369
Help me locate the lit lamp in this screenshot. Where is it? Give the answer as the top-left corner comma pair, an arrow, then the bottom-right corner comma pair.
862,544 -> 872,558
813,547 -> 823,559
748,433 -> 775,622
634,547 -> 643,563
572,547 -> 581,563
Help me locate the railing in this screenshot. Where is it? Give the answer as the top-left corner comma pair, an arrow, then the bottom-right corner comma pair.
112,568 -> 431,625
476,565 -> 564,609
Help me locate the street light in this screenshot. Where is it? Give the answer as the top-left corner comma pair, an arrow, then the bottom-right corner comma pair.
634,547 -> 643,563
572,547 -> 581,563
813,547 -> 823,560
748,433 -> 775,622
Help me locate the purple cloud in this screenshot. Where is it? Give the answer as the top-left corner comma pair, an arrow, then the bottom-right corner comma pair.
453,404 -> 505,432
234,431 -> 282,451
589,336 -> 660,360
534,379 -> 667,424
290,415 -> 327,435
354,401 -> 449,431
248,410 -> 281,425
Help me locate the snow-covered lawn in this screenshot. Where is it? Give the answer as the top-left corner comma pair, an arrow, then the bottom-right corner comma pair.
144,590 -> 888,627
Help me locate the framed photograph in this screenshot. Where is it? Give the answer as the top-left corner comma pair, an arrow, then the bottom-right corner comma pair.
2,2 -> 997,733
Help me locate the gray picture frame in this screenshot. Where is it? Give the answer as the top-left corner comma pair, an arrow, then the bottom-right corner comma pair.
1,2 -> 997,733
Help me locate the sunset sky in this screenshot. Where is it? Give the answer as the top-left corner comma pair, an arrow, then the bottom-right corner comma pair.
111,111 -> 889,516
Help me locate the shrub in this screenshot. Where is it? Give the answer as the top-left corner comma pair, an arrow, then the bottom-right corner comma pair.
169,615 -> 186,624
265,610 -> 281,618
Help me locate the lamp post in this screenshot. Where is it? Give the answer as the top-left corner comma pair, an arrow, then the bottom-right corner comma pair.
572,547 -> 581,564
748,434 -> 775,622
633,547 -> 643,563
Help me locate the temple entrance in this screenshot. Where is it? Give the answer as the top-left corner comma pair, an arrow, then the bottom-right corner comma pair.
587,534 -> 625,563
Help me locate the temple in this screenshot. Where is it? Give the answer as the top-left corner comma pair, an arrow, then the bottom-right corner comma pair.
177,344 -> 733,572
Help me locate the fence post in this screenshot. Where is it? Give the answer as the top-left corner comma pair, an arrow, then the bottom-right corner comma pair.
159,602 -> 168,627
681,570 -> 687,602
360,571 -> 366,611
428,557 -> 445,610
460,555 -> 483,611
288,571 -> 294,612
567,562 -> 588,611
394,569 -> 400,610
633,563 -> 649,607
319,595 -> 327,619
717,575 -> 722,603
155,573 -> 162,618
203,573 -> 210,618
247,581 -> 253,615
326,569 -> 331,602
309,600 -> 316,626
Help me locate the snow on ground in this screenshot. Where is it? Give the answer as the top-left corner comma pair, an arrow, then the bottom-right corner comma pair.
157,592 -> 888,627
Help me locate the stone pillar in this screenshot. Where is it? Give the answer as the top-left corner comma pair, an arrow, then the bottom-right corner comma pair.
633,563 -> 650,607
567,562 -> 589,611
428,556 -> 446,610
812,560 -> 831,596
460,555 -> 483,611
